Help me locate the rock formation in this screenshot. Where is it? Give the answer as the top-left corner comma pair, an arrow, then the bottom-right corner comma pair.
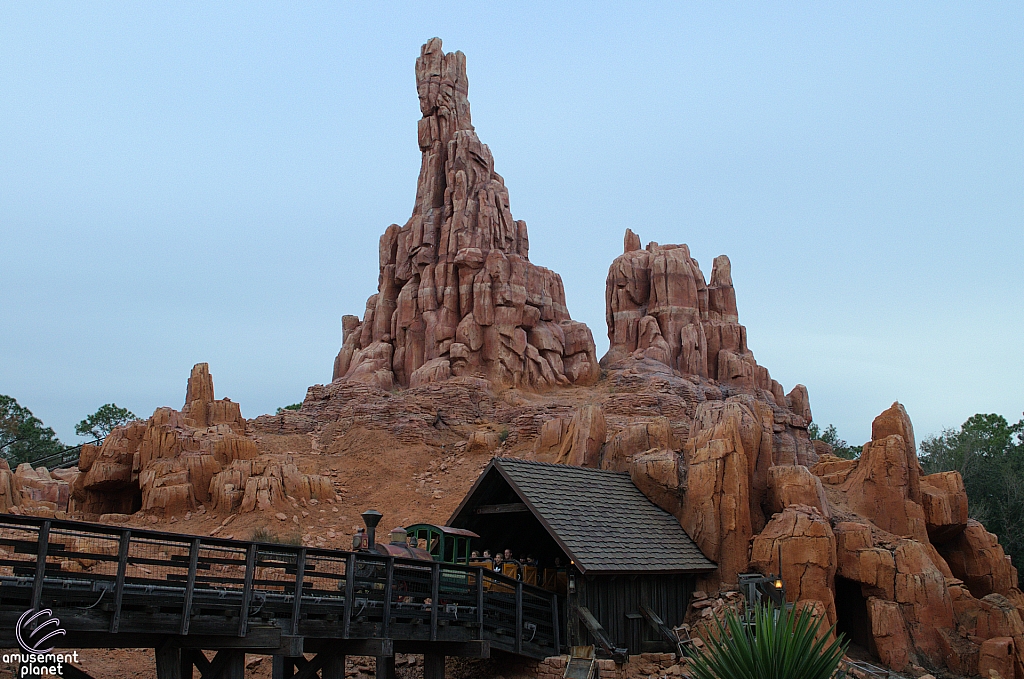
59,363 -> 334,519
603,230 -> 806,416
332,38 -> 599,391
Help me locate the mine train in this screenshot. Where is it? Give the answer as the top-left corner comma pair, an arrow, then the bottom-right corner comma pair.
354,509 -> 564,596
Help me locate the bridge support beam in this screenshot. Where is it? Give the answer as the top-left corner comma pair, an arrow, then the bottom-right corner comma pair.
424,653 -> 445,679
375,654 -> 396,679
273,652 -> 345,679
155,641 -> 192,679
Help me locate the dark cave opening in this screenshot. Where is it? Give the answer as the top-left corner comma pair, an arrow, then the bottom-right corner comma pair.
834,575 -> 878,659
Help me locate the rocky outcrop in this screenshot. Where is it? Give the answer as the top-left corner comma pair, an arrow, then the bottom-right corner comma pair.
782,401 -> 1024,675
535,404 -> 607,468
64,363 -> 334,519
749,505 -> 837,625
332,39 -> 599,391
603,232 -> 796,406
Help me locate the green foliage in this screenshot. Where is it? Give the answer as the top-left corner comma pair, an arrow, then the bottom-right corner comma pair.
0,395 -> 64,465
276,403 -> 302,415
808,422 -> 862,459
921,412 -> 1024,564
498,427 -> 510,443
75,403 -> 138,441
687,603 -> 848,679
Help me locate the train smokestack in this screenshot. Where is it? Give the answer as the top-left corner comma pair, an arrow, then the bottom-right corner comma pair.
361,509 -> 383,546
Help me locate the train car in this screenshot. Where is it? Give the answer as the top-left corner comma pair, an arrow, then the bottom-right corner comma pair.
405,523 -> 478,565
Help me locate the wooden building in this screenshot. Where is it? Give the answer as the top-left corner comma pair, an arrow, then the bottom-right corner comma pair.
448,459 -> 715,656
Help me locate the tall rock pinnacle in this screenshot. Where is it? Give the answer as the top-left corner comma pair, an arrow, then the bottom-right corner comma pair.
334,39 -> 599,390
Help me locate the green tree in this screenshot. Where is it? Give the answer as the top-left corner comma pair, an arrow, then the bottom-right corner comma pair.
276,403 -> 302,414
75,403 -> 138,441
920,413 -> 1024,564
0,395 -> 64,465
809,422 -> 862,459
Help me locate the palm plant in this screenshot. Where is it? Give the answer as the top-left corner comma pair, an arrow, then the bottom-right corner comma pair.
687,603 -> 848,679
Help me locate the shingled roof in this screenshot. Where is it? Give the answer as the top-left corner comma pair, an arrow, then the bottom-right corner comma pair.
448,458 -> 715,575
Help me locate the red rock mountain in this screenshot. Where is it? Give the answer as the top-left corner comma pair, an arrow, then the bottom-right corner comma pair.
332,38 -> 599,391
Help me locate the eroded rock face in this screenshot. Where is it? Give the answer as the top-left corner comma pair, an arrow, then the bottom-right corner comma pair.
602,232 -> 794,404
784,401 -> 1024,675
65,363 -> 334,519
749,505 -> 837,625
332,38 -> 599,391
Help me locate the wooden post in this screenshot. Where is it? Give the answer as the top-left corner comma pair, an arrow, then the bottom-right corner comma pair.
476,567 -> 484,639
514,581 -> 523,655
382,557 -> 394,637
321,653 -> 345,679
155,641 -> 182,679
423,654 -> 445,679
238,543 -> 257,637
272,655 -> 294,679
551,592 -> 561,655
181,537 -> 200,634
291,548 -> 307,635
430,562 -> 440,641
30,520 -> 51,611
343,552 -> 356,638
110,529 -> 131,633
375,655 -> 396,679
208,650 -> 245,679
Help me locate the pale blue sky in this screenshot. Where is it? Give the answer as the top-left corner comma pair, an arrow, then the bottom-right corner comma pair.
2,3 -> 1021,447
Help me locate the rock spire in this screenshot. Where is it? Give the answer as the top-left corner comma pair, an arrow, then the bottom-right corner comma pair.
333,38 -> 599,390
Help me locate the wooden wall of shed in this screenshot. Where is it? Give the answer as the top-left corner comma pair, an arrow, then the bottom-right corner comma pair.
569,573 -> 695,655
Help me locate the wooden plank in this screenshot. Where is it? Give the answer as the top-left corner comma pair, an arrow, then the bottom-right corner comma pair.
430,562 -> 440,642
110,529 -> 131,633
181,537 -> 201,634
473,503 -> 529,515
237,544 -> 257,637
343,552 -> 355,639
515,581 -> 523,655
382,557 -> 394,637
30,520 -> 51,611
290,548 -> 307,635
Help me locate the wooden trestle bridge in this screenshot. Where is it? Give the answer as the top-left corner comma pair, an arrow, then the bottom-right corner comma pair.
0,515 -> 561,679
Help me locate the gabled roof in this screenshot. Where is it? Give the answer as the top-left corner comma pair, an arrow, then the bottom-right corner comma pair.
448,458 -> 716,575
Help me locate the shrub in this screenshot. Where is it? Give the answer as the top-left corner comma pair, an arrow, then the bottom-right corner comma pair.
687,603 -> 848,679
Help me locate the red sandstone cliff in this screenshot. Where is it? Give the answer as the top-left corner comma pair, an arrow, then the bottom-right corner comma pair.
332,38 -> 599,391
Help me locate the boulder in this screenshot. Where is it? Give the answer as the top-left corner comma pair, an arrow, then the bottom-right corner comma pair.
601,417 -> 676,472
629,449 -> 685,519
939,519 -> 1019,598
552,405 -> 606,468
840,433 -> 928,541
750,505 -> 837,625
681,404 -> 755,588
980,637 -> 1016,679
920,471 -> 969,543
766,465 -> 830,518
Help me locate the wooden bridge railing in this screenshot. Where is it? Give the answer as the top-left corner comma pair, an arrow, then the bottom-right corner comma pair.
0,514 -> 559,660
